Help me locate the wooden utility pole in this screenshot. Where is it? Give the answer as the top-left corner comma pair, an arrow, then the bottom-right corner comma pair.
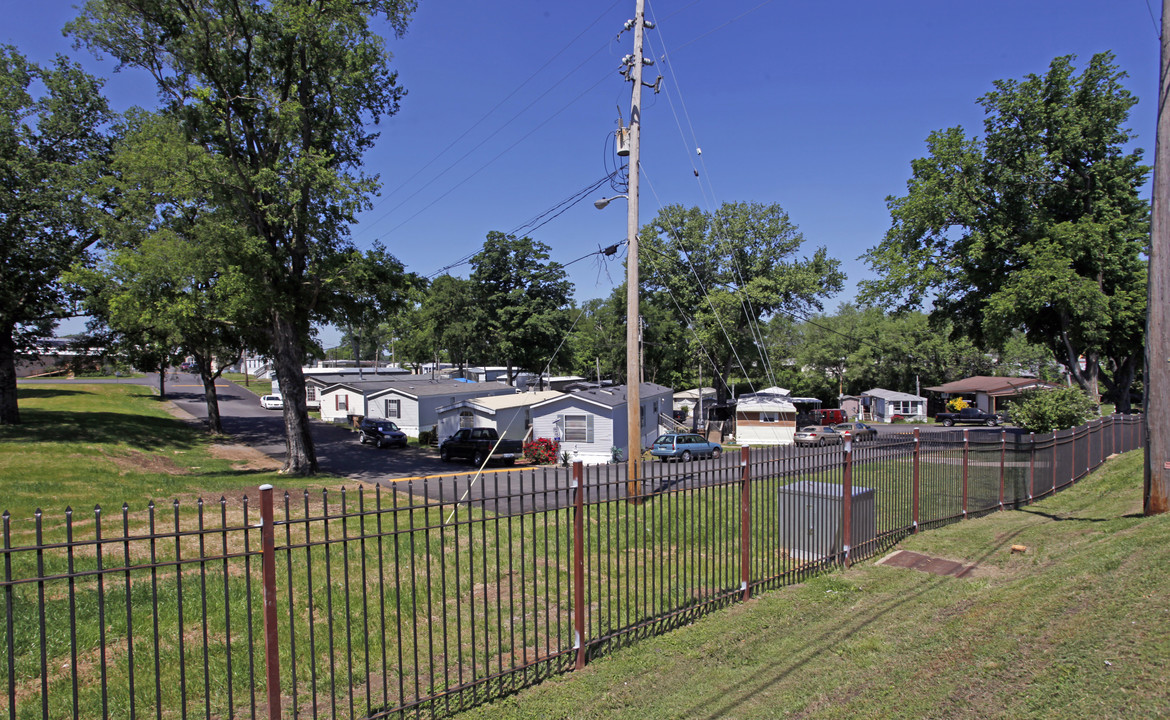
625,0 -> 648,500
1147,0 -> 1170,515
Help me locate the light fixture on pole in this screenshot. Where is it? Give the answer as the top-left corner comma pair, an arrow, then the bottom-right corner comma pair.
594,195 -> 628,210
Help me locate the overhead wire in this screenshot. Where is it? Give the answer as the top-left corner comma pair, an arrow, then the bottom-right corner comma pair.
645,11 -> 780,390
423,173 -> 622,280
377,71 -> 619,241
355,0 -> 625,240
642,4 -> 785,391
640,165 -> 760,397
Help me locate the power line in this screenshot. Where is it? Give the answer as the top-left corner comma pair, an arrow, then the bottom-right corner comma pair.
354,1 -> 625,240
375,71 -> 618,241
423,173 -> 622,279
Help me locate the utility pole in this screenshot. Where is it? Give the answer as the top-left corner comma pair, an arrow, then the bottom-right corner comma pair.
624,0 -> 651,500
1146,0 -> 1170,515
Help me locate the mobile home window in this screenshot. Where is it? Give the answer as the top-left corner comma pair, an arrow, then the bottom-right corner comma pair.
385,399 -> 401,418
307,386 -> 317,401
459,410 -> 474,428
563,414 -> 592,443
336,394 -> 348,411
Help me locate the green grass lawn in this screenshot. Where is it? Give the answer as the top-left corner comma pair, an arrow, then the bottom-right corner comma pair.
0,383 -> 326,524
2,385 -> 1162,719
454,449 -> 1169,720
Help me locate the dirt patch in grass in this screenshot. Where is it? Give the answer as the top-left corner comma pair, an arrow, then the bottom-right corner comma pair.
106,448 -> 191,476
208,442 -> 283,472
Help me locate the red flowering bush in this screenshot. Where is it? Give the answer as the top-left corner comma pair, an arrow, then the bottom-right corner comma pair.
523,437 -> 560,465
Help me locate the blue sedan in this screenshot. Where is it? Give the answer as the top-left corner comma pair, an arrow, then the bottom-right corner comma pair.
651,433 -> 723,461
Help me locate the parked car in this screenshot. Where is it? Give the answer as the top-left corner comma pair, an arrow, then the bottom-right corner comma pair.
934,407 -> 1001,427
794,425 -> 843,446
651,433 -> 722,461
260,395 -> 283,410
833,422 -> 877,441
439,427 -> 524,466
358,418 -> 408,449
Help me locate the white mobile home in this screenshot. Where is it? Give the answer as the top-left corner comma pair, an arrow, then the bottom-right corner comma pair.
278,367 -> 410,409
435,390 -> 564,443
365,379 -> 518,437
735,393 -> 798,446
861,388 -> 928,423
530,383 -> 673,465
318,380 -> 407,423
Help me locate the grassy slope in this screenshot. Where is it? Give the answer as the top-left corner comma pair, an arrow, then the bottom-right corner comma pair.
0,383 -> 325,522
457,450 -> 1170,720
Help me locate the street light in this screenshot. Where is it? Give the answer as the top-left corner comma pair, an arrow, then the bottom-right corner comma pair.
593,195 -> 628,210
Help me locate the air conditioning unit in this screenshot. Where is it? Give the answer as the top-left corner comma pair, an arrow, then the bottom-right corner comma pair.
777,480 -> 875,562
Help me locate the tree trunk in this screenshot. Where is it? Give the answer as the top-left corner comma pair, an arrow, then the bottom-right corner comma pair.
195,352 -> 223,434
272,312 -> 317,475
1101,354 -> 1139,414
158,359 -> 166,398
1058,330 -> 1101,402
0,326 -> 20,425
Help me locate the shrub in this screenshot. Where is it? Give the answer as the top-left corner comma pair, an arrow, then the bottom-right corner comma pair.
523,437 -> 559,465
418,426 -> 437,446
946,397 -> 970,412
1007,387 -> 1098,433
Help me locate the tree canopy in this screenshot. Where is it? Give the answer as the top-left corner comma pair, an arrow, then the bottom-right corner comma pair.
0,46 -> 113,424
861,52 -> 1148,411
640,202 -> 844,402
469,232 -> 573,384
69,0 -> 417,472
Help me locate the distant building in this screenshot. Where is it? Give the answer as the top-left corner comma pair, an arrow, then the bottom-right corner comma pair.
436,390 -> 565,443
735,390 -> 798,446
860,388 -> 927,423
530,383 -> 673,465
924,376 -> 1061,415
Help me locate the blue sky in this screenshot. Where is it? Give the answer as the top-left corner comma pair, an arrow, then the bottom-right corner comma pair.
8,1 -> 1161,348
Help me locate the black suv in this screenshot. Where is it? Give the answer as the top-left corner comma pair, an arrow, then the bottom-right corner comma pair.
357,418 -> 408,448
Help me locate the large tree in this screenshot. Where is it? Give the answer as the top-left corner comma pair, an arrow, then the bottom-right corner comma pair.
69,110 -> 258,433
469,232 -> 573,384
640,201 -> 844,403
70,0 -> 417,472
416,275 -> 479,373
861,53 -> 1149,411
0,47 -> 113,424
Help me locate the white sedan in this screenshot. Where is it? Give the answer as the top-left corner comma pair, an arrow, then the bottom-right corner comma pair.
260,395 -> 284,410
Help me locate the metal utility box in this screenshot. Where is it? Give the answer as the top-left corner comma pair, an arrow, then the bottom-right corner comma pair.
777,481 -> 876,561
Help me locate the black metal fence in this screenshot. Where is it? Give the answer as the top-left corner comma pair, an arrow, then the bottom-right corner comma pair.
0,415 -> 1145,719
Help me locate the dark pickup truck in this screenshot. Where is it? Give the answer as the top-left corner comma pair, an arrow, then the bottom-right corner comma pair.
439,427 -> 524,466
935,407 -> 1001,427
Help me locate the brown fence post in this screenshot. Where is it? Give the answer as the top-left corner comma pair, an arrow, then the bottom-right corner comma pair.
912,428 -> 921,534
962,429 -> 969,519
1028,432 -> 1035,505
1053,430 -> 1059,490
740,446 -> 751,601
999,430 -> 1006,510
572,462 -> 587,671
842,432 -> 853,568
259,485 -> 281,720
